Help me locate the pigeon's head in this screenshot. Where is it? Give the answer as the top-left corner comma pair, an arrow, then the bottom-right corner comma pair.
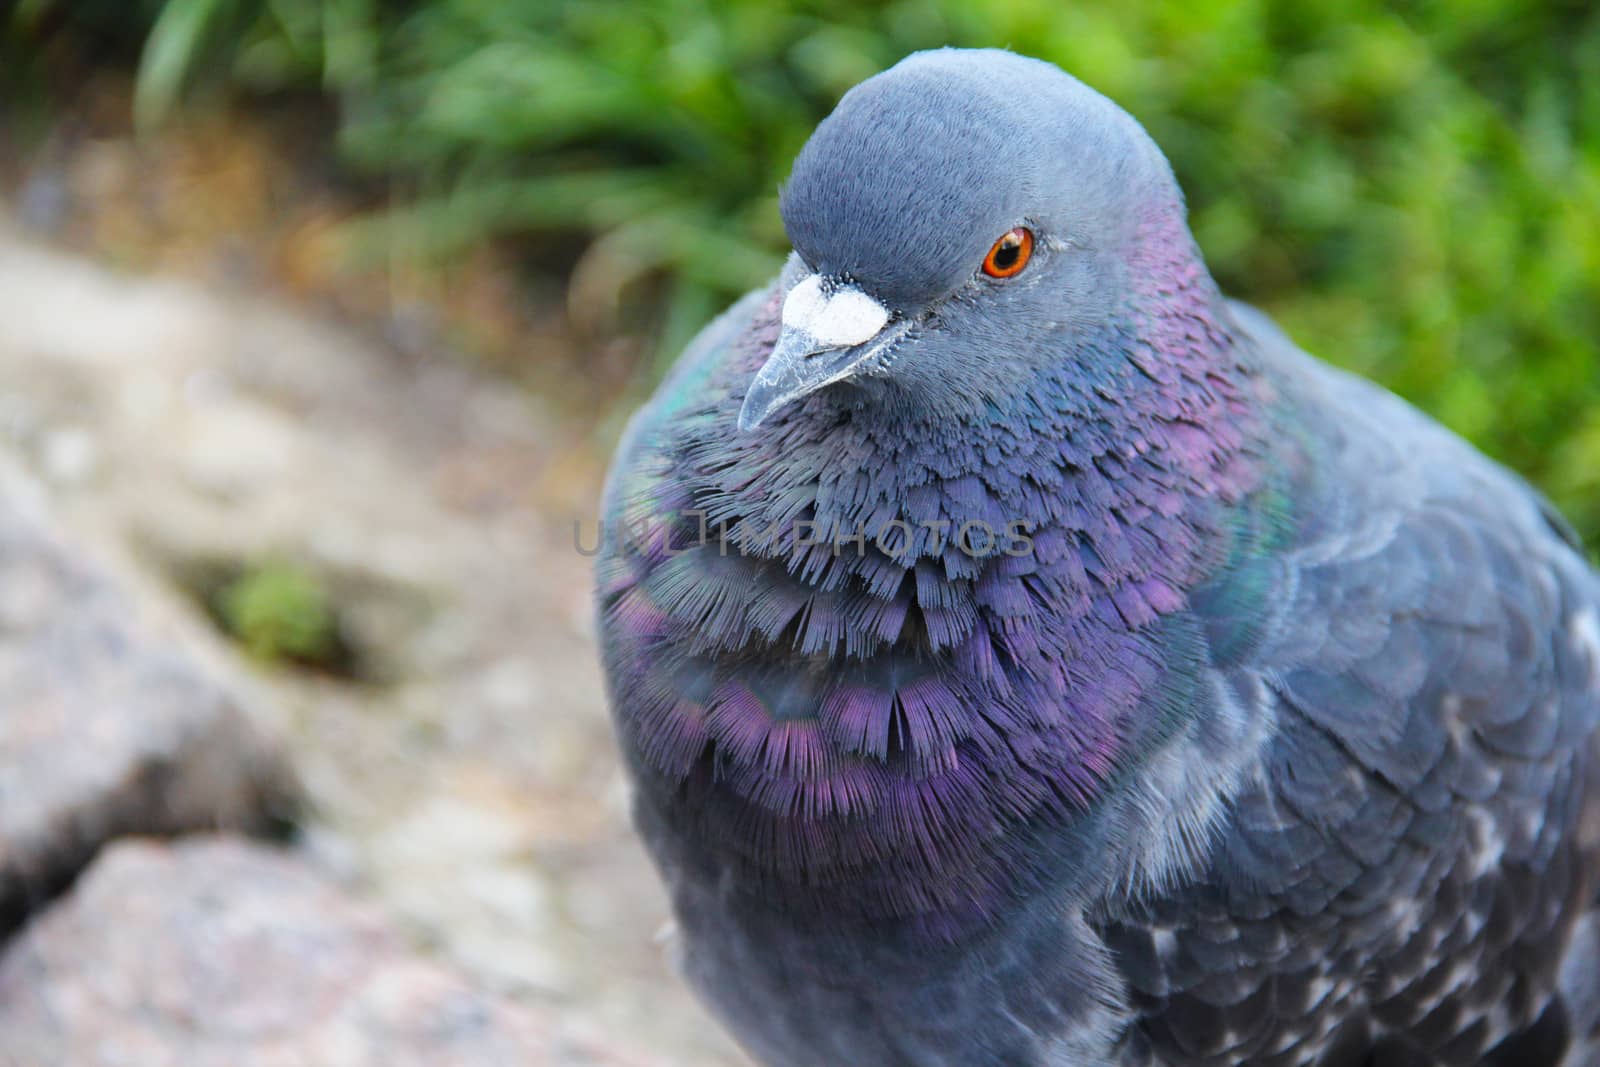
740,48 -> 1198,431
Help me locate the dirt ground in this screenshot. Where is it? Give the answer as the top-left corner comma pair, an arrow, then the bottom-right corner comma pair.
0,210 -> 745,1066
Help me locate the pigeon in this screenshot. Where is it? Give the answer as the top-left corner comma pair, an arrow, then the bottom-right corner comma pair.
595,48 -> 1600,1066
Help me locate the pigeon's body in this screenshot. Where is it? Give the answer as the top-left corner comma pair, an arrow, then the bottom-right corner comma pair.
596,50 -> 1600,1065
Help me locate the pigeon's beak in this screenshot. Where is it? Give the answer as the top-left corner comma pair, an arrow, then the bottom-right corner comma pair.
738,274 -> 896,431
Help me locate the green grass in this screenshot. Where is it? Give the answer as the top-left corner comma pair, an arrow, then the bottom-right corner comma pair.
11,0 -> 1600,546
215,561 -> 342,669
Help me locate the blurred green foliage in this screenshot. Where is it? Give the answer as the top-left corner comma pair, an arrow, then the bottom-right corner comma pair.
215,561 -> 341,669
9,0 -> 1600,545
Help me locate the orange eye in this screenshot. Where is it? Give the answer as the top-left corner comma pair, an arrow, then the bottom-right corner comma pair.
982,227 -> 1033,278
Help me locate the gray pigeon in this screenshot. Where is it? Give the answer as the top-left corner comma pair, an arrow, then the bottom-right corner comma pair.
595,48 -> 1600,1065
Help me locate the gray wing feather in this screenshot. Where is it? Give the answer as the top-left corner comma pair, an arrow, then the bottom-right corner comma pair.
1102,303 -> 1600,1065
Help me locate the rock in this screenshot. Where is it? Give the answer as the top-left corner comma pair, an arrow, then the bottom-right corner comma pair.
0,459 -> 296,931
0,223 -> 744,1064
0,836 -> 651,1066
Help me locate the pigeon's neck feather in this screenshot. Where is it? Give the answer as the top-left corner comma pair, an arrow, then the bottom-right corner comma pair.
601,230 -> 1267,931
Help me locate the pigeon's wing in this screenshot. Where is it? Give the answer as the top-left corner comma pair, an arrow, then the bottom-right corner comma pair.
1103,302 -> 1600,1066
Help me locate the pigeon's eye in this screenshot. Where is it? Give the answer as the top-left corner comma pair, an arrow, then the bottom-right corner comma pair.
982,228 -> 1034,279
